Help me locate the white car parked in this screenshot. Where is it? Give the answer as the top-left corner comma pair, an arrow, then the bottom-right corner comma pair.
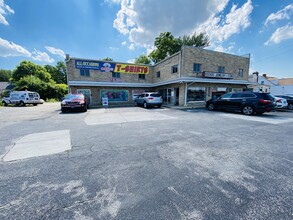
273,96 -> 288,109
2,91 -> 41,106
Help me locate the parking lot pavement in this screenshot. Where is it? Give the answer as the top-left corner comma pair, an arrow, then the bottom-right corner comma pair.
0,104 -> 292,219
3,130 -> 71,162
85,107 -> 176,125
217,111 -> 293,124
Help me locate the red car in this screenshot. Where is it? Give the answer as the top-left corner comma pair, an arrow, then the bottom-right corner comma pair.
61,94 -> 88,113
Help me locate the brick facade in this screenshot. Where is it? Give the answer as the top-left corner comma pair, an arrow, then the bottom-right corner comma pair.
66,46 -> 250,107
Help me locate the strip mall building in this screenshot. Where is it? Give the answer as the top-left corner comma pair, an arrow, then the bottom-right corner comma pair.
66,46 -> 251,107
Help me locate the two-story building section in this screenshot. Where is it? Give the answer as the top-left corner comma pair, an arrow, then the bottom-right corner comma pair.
66,46 -> 251,107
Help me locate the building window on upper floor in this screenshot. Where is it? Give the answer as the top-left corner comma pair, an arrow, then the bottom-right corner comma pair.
172,65 -> 178,74
193,63 -> 202,73
157,71 -> 161,78
80,69 -> 90,77
238,69 -> 244,77
218,66 -> 225,73
112,72 -> 120,78
138,74 -> 145,80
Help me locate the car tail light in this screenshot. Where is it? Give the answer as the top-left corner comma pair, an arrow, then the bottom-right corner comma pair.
276,99 -> 281,103
260,99 -> 272,104
148,97 -> 154,100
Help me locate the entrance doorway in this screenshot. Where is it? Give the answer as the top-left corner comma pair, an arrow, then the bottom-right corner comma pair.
77,89 -> 92,105
158,88 -> 179,105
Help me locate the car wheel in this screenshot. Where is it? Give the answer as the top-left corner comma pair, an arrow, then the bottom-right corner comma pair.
242,105 -> 254,115
61,108 -> 66,113
143,102 -> 148,108
83,106 -> 87,112
157,104 -> 162,108
134,101 -> 138,106
288,103 -> 293,110
33,104 -> 37,106
2,101 -> 7,106
19,101 -> 25,107
207,103 -> 215,111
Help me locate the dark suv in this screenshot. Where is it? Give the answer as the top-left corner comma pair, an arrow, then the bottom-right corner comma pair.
206,92 -> 276,115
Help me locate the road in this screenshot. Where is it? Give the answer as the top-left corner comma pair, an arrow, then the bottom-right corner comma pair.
0,103 -> 292,219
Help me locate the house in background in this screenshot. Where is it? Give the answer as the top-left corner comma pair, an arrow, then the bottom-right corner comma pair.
248,72 -> 271,93
0,82 -> 14,96
248,72 -> 293,95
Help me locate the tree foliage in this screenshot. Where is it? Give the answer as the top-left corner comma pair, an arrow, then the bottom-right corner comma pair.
11,60 -> 68,100
134,54 -> 151,65
149,32 -> 209,63
45,61 -> 67,84
102,57 -> 113,61
12,61 -> 52,83
0,69 -> 12,81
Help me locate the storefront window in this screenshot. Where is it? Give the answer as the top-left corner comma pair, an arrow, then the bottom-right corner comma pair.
187,87 -> 205,102
101,90 -> 129,102
211,87 -> 227,99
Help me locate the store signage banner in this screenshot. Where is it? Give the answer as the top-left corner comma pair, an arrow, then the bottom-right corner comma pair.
204,72 -> 233,79
100,62 -> 115,72
75,60 -> 149,74
75,60 -> 100,70
114,64 -> 149,74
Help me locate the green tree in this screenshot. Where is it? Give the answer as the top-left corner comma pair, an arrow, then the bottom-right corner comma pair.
134,54 -> 151,65
12,61 -> 52,83
149,32 -> 180,63
0,69 -> 12,81
177,33 -> 209,47
14,75 -> 45,95
11,60 -> 68,100
149,32 -> 209,63
45,61 -> 67,84
102,57 -> 113,61
56,61 -> 67,84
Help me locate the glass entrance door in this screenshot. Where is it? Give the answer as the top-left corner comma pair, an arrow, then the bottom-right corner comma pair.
77,89 -> 92,105
167,88 -> 176,105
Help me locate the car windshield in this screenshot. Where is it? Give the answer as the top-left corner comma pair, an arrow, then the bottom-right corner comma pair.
150,93 -> 161,97
65,94 -> 83,99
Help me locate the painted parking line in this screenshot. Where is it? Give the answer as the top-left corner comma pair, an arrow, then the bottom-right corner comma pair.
85,109 -> 175,125
221,113 -> 293,124
3,130 -> 71,162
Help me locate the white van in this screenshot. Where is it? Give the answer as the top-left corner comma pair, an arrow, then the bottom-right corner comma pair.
2,91 -> 41,106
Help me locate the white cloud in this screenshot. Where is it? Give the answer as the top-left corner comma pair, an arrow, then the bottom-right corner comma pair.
45,46 -> 66,58
128,43 -> 135,50
113,0 -> 230,50
0,37 -> 55,63
104,0 -> 121,5
121,41 -> 127,46
197,0 -> 253,44
109,46 -> 119,50
213,42 -> 235,53
265,25 -> 293,45
0,0 -> 14,25
32,49 -> 54,63
0,38 -> 31,57
264,4 -> 293,26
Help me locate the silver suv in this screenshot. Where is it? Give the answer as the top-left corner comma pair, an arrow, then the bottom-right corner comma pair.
135,92 -> 163,108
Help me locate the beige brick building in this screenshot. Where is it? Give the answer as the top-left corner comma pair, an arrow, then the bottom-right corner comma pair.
66,46 -> 251,107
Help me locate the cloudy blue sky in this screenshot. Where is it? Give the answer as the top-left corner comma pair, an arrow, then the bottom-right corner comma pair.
0,0 -> 292,78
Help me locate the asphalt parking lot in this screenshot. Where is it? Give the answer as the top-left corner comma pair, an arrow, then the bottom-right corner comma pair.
0,103 -> 292,220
